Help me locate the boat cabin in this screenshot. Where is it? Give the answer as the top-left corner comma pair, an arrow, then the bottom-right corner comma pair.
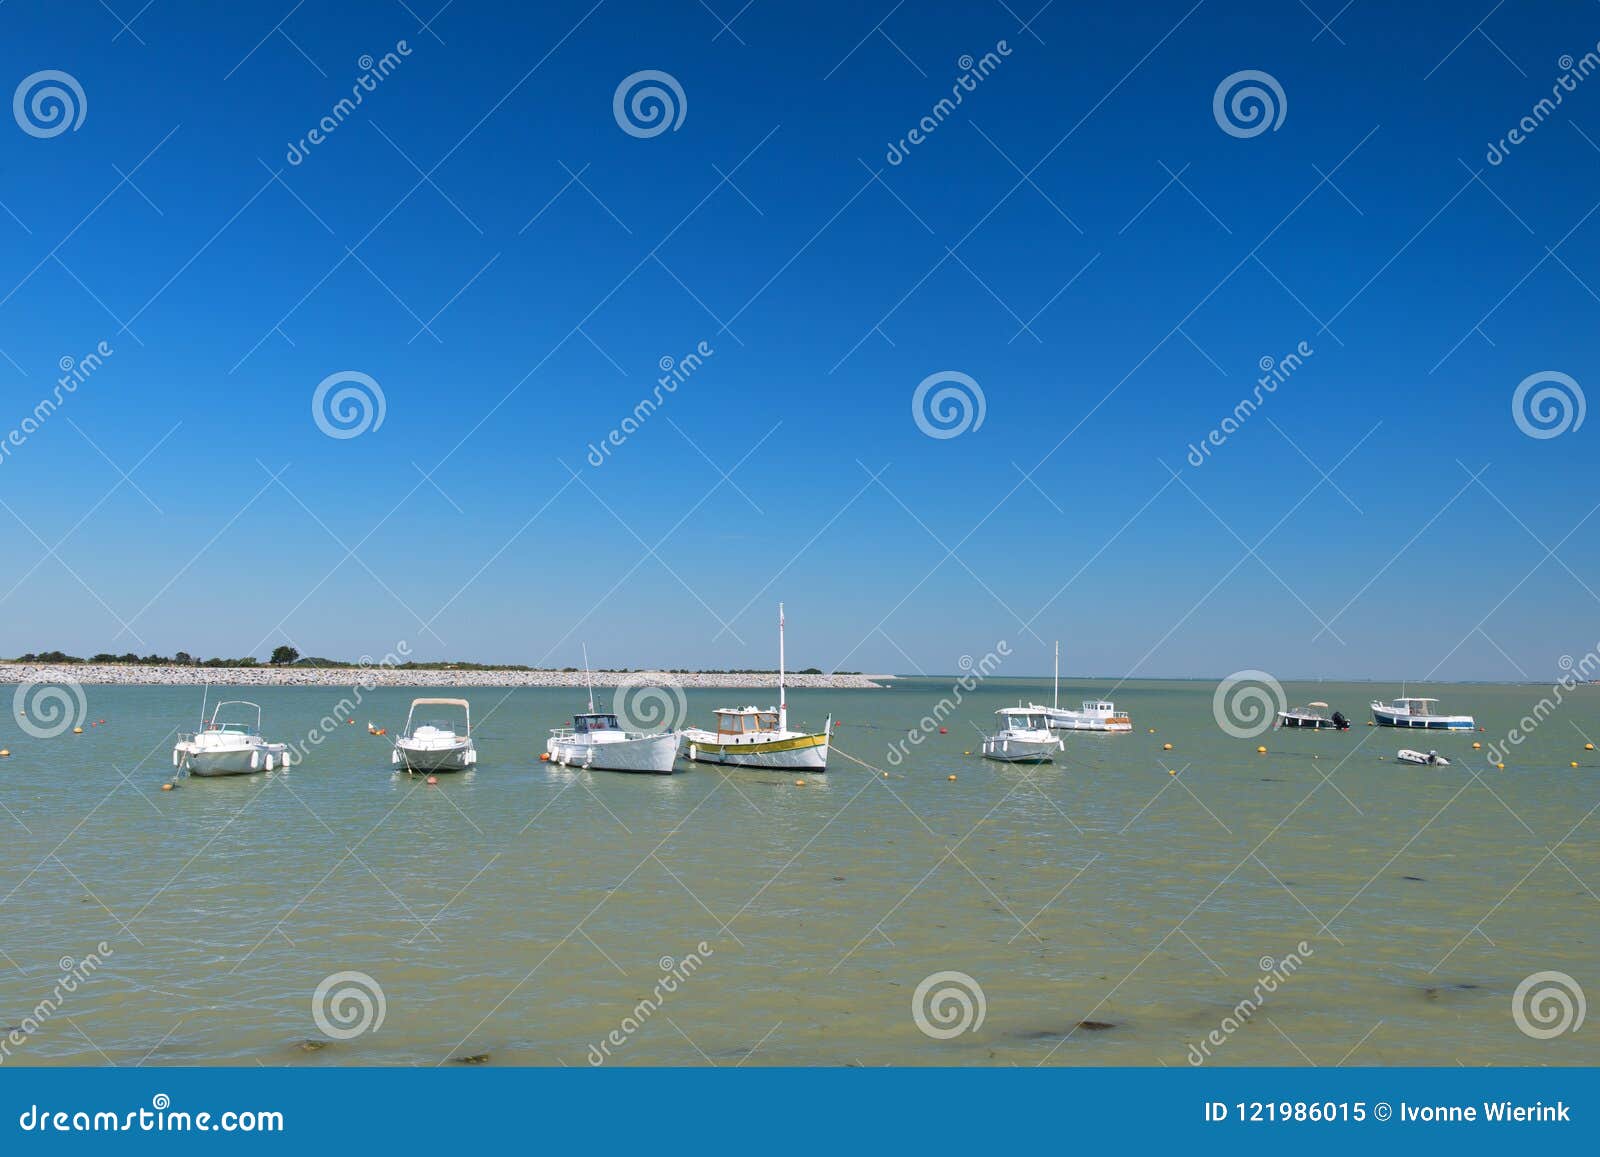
573,713 -> 622,734
714,707 -> 779,736
998,709 -> 1050,732
1390,698 -> 1439,715
1082,700 -> 1116,713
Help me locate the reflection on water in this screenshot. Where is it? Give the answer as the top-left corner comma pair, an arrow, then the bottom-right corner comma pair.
0,679 -> 1595,1066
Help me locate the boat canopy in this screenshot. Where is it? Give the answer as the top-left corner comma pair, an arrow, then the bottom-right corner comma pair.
574,713 -> 621,733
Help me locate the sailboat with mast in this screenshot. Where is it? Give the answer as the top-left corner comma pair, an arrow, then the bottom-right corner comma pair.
1036,641 -> 1133,732
546,646 -> 681,774
681,603 -> 831,771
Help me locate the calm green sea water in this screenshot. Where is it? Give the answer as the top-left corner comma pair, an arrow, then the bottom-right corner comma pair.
1,678 -> 1595,1067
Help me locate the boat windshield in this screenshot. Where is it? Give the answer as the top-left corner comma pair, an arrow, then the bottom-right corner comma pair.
1005,713 -> 1045,730
576,714 -> 620,734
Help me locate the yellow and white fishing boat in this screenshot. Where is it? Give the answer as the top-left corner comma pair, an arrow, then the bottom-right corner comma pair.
681,604 -> 831,771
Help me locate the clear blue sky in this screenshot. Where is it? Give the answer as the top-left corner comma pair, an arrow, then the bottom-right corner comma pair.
1,0 -> 1596,681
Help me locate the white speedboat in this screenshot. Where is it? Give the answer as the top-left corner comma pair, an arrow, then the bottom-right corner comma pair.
393,698 -> 477,772
981,706 -> 1064,763
547,648 -> 679,774
1277,701 -> 1350,730
682,604 -> 830,771
1371,697 -> 1475,730
173,697 -> 291,777
1036,642 -> 1132,731
1397,748 -> 1450,766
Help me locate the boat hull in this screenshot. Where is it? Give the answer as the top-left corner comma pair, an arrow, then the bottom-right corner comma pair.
1371,707 -> 1474,730
682,730 -> 829,770
1046,716 -> 1132,732
1277,714 -> 1346,730
548,732 -> 678,774
981,735 -> 1063,763
394,742 -> 475,772
1397,749 -> 1450,766
175,741 -> 288,777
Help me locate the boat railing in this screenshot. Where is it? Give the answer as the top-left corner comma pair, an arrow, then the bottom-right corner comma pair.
549,726 -> 577,740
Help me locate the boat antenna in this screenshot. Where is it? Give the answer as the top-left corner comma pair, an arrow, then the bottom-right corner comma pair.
778,602 -> 787,735
582,643 -> 595,714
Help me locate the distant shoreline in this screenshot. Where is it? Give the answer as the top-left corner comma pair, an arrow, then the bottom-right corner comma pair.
0,663 -> 893,690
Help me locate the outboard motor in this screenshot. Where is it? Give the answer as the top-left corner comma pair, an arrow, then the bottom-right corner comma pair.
1331,711 -> 1349,730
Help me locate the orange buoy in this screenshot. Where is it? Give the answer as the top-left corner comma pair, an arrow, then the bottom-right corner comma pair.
1162,742 -> 1173,751
938,727 -> 947,734
539,752 -> 551,761
73,726 -> 83,734
0,749 -> 9,757
426,775 -> 438,785
1587,743 -> 1595,752
1472,742 -> 1481,749
794,779 -> 806,786
1256,745 -> 1267,754
948,774 -> 957,781
160,782 -> 174,791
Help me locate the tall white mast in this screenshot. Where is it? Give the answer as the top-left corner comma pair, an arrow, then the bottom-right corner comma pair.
582,643 -> 595,714
1053,640 -> 1059,710
778,602 -> 787,734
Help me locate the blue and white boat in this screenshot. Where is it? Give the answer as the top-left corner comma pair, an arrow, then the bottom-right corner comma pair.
1370,697 -> 1475,730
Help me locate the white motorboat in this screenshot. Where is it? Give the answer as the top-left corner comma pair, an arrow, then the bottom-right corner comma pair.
1397,748 -> 1450,766
683,604 -> 830,771
1037,642 -> 1132,732
1371,697 -> 1475,730
547,647 -> 679,774
173,696 -> 291,777
1276,701 -> 1350,730
981,706 -> 1064,764
393,697 -> 477,772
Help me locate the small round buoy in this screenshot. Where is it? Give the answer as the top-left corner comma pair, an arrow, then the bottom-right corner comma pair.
1572,761 -> 1580,768
161,782 -> 174,792
948,774 -> 957,781
0,749 -> 9,757
426,775 -> 438,785
1497,762 -> 1505,770
881,771 -> 889,777
1587,743 -> 1595,751
1168,768 -> 1176,776
938,727 -> 947,734
1162,742 -> 1172,751
963,750 -> 971,756
794,779 -> 805,786
1366,721 -> 1375,726
1477,726 -> 1484,732
539,752 -> 550,761
1472,741 -> 1481,749
1256,745 -> 1267,754
1147,728 -> 1155,734
73,726 -> 83,734
348,719 -> 356,725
